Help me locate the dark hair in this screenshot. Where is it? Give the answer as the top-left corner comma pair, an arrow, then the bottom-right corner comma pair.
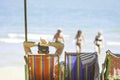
75,30 -> 82,39
78,30 -> 82,34
38,42 -> 49,53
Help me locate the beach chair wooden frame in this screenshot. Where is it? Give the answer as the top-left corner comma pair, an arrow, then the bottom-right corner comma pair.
64,52 -> 99,80
101,50 -> 120,80
24,54 -> 60,80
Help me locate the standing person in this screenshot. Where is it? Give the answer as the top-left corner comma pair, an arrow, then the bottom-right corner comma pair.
94,31 -> 104,55
53,28 -> 64,44
52,28 -> 64,56
75,30 -> 85,53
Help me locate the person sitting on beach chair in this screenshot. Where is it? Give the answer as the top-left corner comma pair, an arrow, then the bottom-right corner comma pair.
23,38 -> 49,54
23,37 -> 64,56
23,37 -> 64,80
37,41 -> 49,54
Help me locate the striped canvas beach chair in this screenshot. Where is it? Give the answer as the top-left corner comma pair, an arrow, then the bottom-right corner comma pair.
101,50 -> 120,80
24,54 -> 60,80
64,52 -> 99,80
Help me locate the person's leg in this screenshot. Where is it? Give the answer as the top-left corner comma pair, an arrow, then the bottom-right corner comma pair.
79,44 -> 82,53
98,45 -> 101,54
94,45 -> 98,53
76,45 -> 79,53
76,44 -> 81,53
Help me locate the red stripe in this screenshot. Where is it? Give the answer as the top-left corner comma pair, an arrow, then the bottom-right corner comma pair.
29,56 -> 34,80
44,56 -> 50,80
36,56 -> 42,80
28,55 -> 56,80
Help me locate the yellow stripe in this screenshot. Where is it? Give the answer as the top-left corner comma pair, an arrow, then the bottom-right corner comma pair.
32,56 -> 35,79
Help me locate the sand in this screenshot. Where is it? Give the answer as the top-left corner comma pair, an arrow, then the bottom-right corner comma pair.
0,66 -> 25,80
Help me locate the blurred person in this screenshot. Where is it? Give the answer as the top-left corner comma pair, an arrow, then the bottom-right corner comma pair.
52,28 -> 64,56
94,31 -> 104,55
75,30 -> 85,53
53,28 -> 64,44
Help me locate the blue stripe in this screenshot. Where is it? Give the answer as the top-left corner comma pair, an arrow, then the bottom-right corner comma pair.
72,56 -> 77,80
67,55 -> 70,80
80,59 -> 84,80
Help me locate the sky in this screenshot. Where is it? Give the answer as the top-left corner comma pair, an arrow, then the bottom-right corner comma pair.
0,0 -> 120,28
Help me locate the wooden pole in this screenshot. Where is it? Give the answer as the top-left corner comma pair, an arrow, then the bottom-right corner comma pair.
24,0 -> 28,42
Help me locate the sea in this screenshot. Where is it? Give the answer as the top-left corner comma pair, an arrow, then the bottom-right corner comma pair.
0,0 -> 120,68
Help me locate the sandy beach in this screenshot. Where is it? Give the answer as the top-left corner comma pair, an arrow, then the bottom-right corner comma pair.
0,66 -> 24,80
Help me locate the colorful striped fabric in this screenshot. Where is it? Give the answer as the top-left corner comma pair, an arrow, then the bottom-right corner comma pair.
104,50 -> 120,79
65,52 -> 99,80
26,54 -> 59,80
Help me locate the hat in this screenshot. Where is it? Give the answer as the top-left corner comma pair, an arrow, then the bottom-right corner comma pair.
40,38 -> 47,44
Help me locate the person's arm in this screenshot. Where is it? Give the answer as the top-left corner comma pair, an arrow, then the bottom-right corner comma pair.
82,34 -> 85,41
59,33 -> 64,43
61,34 -> 64,43
23,41 -> 38,54
52,34 -> 56,42
94,36 -> 97,44
82,34 -> 85,44
101,36 -> 105,47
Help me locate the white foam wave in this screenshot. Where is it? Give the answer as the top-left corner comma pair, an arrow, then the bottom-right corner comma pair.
28,34 -> 53,40
8,33 -> 54,40
0,33 -> 70,43
107,41 -> 120,46
8,33 -> 24,38
8,33 -> 70,40
0,38 -> 24,43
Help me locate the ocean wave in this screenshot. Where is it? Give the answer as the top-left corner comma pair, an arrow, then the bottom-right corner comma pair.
8,33 -> 24,38
0,33 -> 70,43
8,33 -> 69,39
8,33 -> 53,40
0,38 -> 24,43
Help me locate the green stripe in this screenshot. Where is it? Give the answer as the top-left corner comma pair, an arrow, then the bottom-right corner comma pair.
105,56 -> 111,79
25,65 -> 27,80
86,65 -> 88,80
58,56 -> 60,80
64,54 -> 66,80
